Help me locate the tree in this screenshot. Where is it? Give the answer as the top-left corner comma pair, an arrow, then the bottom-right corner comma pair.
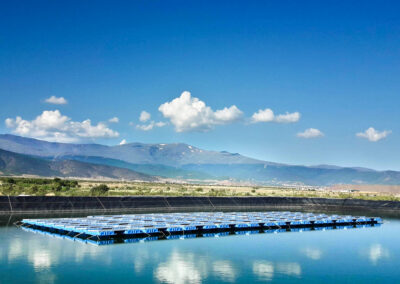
6,177 -> 16,184
90,184 -> 110,196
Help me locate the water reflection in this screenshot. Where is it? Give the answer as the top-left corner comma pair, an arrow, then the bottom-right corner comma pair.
253,260 -> 301,281
132,247 -> 163,274
367,244 -> 390,265
2,217 -> 400,283
301,247 -> 323,260
4,231 -> 106,283
275,262 -> 301,277
154,250 -> 240,284
7,238 -> 23,262
6,237 -> 60,283
35,272 -> 57,284
30,250 -> 52,269
212,260 -> 238,282
155,250 -> 208,284
252,261 -> 274,281
133,248 -> 151,273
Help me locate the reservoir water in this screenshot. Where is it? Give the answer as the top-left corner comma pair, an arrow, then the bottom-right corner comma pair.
1,211 -> 400,283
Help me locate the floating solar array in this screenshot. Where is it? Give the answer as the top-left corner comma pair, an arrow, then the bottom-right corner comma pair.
19,211 -> 382,244
21,222 -> 381,246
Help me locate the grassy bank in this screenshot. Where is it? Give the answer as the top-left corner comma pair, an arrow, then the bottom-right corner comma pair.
0,177 -> 399,201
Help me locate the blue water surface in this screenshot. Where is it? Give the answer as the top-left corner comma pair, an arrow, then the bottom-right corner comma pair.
1,213 -> 399,283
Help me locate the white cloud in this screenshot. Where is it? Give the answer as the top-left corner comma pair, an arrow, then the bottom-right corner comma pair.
136,121 -> 166,131
119,139 -> 127,145
139,111 -> 151,122
275,112 -> 301,123
251,109 -> 300,123
45,96 -> 67,105
297,128 -> 324,139
158,91 -> 243,132
356,127 -> 391,142
108,117 -> 119,123
251,108 -> 275,123
5,110 -> 119,142
214,106 -> 243,122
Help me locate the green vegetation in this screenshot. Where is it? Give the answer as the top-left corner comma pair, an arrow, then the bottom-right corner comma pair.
0,177 -> 80,196
0,176 -> 399,201
90,184 -> 110,196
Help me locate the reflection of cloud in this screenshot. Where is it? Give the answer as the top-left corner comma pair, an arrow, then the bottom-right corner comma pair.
155,250 -> 208,284
301,248 -> 323,260
73,243 -> 101,263
7,237 -> 58,270
31,251 -> 52,268
276,262 -> 301,276
253,261 -> 301,281
130,246 -> 162,274
253,261 -> 274,281
8,239 -> 24,261
368,244 -> 389,265
212,260 -> 238,282
133,248 -> 151,273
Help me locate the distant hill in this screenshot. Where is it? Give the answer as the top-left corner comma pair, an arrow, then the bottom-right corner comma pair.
0,134 -> 399,185
0,134 -> 263,166
0,148 -> 157,181
50,155 -> 217,180
182,163 -> 400,186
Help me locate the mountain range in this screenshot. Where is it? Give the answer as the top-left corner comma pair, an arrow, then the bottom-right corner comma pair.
0,148 -> 155,181
0,134 -> 399,186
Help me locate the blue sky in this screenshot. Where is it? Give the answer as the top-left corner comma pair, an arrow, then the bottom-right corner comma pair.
0,1 -> 399,170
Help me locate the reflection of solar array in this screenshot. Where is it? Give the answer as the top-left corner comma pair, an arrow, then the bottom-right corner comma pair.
20,211 -> 382,238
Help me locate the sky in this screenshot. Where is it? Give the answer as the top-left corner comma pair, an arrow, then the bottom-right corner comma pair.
0,0 -> 399,170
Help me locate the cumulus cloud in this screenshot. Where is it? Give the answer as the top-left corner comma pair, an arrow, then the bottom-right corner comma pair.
139,111 -> 151,122
251,108 -> 275,122
136,121 -> 166,131
356,127 -> 391,142
297,128 -> 324,139
108,117 -> 119,123
119,139 -> 127,145
275,112 -> 301,123
45,96 -> 68,105
214,106 -> 243,122
158,91 -> 243,132
251,108 -> 300,123
5,110 -> 119,142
